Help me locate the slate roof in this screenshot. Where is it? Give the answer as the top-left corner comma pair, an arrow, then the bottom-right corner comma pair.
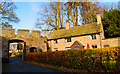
48,22 -> 101,40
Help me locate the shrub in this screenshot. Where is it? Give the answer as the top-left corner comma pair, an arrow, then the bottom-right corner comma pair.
25,47 -> 120,72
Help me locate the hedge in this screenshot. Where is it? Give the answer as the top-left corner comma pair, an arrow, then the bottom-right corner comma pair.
25,47 -> 120,72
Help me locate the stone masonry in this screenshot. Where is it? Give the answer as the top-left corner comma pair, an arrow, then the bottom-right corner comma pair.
1,28 -> 47,61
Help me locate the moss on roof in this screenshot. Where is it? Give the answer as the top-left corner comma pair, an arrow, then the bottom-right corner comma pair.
48,22 -> 101,39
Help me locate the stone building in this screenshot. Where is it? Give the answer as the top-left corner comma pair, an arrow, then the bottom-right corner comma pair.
1,29 -> 47,62
1,14 -> 120,62
9,43 -> 18,52
48,14 -> 120,51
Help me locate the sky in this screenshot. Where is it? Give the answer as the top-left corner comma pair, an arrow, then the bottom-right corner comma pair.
13,2 -> 46,30
11,1 -> 120,33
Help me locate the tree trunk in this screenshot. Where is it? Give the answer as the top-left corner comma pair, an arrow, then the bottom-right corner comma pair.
57,2 -> 60,30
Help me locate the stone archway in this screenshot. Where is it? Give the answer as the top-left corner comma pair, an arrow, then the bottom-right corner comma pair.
1,28 -> 47,63
30,47 -> 37,53
8,39 -> 26,62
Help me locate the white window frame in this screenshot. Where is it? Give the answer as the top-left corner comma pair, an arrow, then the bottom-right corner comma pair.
65,47 -> 71,50
54,39 -> 58,44
91,34 -> 97,40
92,45 -> 97,48
65,37 -> 71,43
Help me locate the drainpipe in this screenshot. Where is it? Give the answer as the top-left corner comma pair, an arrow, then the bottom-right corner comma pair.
99,32 -> 102,48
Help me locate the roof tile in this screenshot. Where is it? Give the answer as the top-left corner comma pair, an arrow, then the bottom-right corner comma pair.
48,22 -> 101,39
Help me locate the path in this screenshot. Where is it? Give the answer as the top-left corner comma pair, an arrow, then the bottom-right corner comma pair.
2,57 -> 63,73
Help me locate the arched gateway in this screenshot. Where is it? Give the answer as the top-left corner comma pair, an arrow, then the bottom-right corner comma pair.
8,39 -> 26,61
1,28 -> 47,62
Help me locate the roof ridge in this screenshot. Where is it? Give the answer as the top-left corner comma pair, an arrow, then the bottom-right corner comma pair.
70,22 -> 97,29
48,22 -> 100,39
53,22 -> 97,32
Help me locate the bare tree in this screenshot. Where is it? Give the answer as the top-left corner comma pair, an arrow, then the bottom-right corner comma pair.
0,2 -> 20,28
64,1 -> 107,25
36,2 -> 65,36
64,1 -> 80,26
36,1 -> 108,36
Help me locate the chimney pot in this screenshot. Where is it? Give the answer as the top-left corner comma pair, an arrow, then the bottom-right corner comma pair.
66,21 -> 70,29
96,14 -> 102,24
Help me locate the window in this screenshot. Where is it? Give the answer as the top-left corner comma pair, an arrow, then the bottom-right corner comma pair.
92,45 -> 97,48
104,45 -> 109,47
54,39 -> 58,44
65,37 -> 71,43
65,47 -> 71,50
91,34 -> 97,40
54,48 -> 58,51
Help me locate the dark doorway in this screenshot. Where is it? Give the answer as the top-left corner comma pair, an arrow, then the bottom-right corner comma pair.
30,47 -> 37,53
71,41 -> 85,50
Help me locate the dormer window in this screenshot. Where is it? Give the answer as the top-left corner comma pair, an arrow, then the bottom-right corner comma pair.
54,39 -> 58,44
65,37 -> 71,43
91,34 -> 97,40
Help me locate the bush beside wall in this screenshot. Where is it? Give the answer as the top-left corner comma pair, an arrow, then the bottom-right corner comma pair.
25,47 -> 120,72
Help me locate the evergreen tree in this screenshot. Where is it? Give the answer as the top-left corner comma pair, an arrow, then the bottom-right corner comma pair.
102,9 -> 120,38
17,43 -> 23,52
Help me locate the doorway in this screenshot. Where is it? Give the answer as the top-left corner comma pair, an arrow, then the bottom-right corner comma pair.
8,39 -> 26,62
30,47 -> 37,53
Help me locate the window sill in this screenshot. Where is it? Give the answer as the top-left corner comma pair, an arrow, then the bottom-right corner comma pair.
65,42 -> 70,43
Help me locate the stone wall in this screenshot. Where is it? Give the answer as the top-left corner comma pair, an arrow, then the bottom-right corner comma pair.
1,28 -> 15,37
48,34 -> 102,51
1,28 -> 47,61
102,37 -> 120,47
49,34 -> 120,51
17,29 -> 30,38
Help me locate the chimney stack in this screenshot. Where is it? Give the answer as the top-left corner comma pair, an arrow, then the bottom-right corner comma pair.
96,14 -> 102,24
66,21 -> 70,29
96,14 -> 105,40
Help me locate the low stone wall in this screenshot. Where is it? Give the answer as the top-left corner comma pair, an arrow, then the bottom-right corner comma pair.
102,37 -> 120,47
